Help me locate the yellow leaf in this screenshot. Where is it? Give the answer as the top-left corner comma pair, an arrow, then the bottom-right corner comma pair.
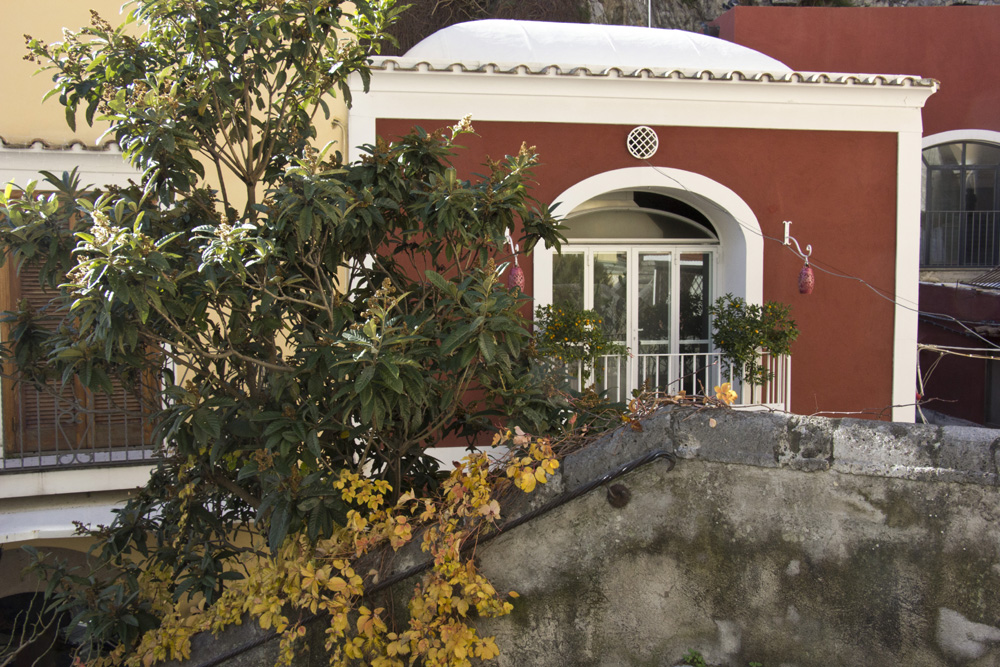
517,470 -> 536,493
477,637 -> 500,660
714,382 -> 738,405
477,500 -> 501,520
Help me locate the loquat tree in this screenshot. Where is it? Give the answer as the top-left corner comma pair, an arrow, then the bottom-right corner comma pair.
1,0 -> 567,662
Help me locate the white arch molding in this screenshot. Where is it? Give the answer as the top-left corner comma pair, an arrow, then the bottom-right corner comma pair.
533,166 -> 764,308
922,129 -> 1000,149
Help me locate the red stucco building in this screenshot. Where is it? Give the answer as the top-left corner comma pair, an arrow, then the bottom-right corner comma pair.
350,19 -> 936,423
713,6 -> 1000,425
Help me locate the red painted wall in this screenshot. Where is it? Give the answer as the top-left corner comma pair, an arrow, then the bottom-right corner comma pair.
918,283 -> 999,424
712,6 -> 1000,136
379,118 -> 900,418
713,7 -> 1000,423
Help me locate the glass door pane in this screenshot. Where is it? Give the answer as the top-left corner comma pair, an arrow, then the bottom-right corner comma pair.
594,251 -> 628,400
926,167 -> 963,265
679,252 -> 712,395
966,168 -> 999,265
552,251 -> 585,310
549,251 -> 586,390
637,252 -> 671,393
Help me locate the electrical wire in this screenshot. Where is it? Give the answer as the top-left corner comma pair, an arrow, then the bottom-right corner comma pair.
919,343 -> 1000,362
919,343 -> 1000,352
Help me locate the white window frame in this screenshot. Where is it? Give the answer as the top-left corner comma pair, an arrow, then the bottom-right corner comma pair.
555,242 -> 717,398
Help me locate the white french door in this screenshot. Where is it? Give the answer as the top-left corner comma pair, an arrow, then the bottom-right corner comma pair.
552,245 -> 715,400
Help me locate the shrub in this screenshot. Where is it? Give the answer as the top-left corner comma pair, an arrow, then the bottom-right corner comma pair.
533,303 -> 627,387
710,295 -> 798,386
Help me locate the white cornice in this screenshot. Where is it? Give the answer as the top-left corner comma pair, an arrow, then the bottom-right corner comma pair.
0,465 -> 154,500
0,143 -> 138,189
372,59 -> 937,89
348,66 -> 938,159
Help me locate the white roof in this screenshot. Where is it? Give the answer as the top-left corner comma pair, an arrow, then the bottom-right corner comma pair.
401,19 -> 792,74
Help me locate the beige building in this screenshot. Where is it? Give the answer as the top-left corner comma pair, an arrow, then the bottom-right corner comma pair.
0,5 -> 358,613
0,0 -> 335,600
0,2 -> 150,608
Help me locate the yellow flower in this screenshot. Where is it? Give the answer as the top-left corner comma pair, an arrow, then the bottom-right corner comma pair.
714,382 -> 738,405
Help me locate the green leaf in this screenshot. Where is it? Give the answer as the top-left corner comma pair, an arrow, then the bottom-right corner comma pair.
237,461 -> 259,482
424,269 -> 451,294
268,502 -> 291,550
355,365 -> 375,393
359,385 -> 375,424
440,317 -> 484,356
234,33 -> 250,55
478,331 -> 496,364
378,363 -> 404,394
306,430 -> 321,457
297,206 -> 314,242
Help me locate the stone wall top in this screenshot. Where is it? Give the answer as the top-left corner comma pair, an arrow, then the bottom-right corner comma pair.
560,408 -> 1000,490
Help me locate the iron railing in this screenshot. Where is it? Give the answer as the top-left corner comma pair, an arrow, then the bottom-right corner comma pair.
0,385 -> 155,472
569,350 -> 791,410
2,351 -> 791,472
921,210 -> 1000,268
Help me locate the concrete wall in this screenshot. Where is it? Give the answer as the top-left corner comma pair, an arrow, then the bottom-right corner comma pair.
173,408 -> 1000,666
475,408 -> 1000,666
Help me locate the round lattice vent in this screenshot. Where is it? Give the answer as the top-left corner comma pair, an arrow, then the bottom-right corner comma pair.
626,126 -> 659,160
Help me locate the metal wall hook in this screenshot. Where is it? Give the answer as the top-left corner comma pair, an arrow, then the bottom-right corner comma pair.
505,231 -> 520,265
783,220 -> 812,263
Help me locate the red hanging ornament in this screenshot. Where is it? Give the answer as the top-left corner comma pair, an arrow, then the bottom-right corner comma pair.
783,220 -> 815,295
508,261 -> 525,292
798,261 -> 815,295
506,234 -> 524,292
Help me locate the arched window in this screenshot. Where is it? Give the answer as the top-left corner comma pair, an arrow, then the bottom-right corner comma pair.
551,191 -> 719,401
921,140 -> 1000,268
534,167 -> 788,408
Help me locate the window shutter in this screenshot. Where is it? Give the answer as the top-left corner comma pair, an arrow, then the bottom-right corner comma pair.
6,261 -> 81,454
3,236 -> 153,461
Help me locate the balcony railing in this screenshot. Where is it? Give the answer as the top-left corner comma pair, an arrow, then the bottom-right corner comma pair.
568,351 -> 791,410
921,210 -> 1000,268
1,384 -> 155,472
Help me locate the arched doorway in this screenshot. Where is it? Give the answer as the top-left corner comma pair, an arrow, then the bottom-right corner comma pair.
534,167 -> 765,401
